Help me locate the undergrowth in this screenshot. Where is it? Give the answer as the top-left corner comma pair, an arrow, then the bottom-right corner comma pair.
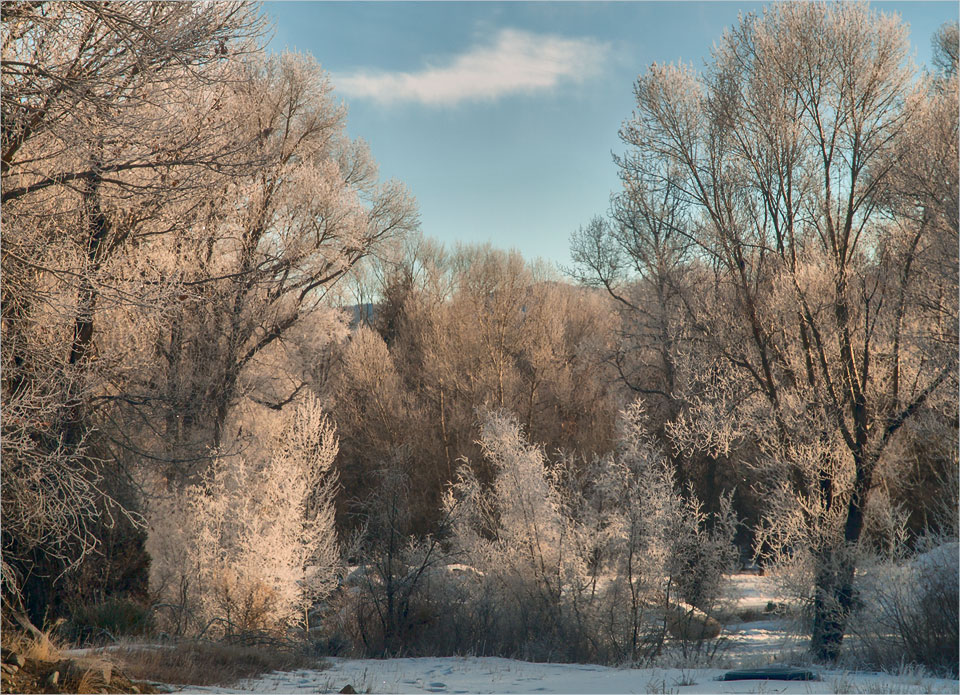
110,640 -> 324,687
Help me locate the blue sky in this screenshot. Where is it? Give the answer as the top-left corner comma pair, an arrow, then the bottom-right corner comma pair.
265,1 -> 959,268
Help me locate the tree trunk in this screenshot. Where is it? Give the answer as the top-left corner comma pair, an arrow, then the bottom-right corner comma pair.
63,175 -> 109,450
810,546 -> 857,661
810,451 -> 871,661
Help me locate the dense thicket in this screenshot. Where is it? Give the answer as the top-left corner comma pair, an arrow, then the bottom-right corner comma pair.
330,242 -> 622,536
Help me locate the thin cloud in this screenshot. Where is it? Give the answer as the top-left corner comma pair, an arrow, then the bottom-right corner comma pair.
333,29 -> 610,106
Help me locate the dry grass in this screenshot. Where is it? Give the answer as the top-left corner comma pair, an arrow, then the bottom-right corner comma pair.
111,640 -> 324,687
1,630 -> 159,694
75,668 -> 108,695
5,629 -> 62,663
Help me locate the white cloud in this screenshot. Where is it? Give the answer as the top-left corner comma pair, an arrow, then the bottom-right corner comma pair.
333,29 -> 609,106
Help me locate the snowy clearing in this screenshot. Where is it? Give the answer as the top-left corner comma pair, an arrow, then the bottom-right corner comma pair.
174,656 -> 959,694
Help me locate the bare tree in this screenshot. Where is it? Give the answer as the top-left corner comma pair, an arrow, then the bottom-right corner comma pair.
149,54 -> 417,460
570,167 -> 691,421
593,3 -> 956,660
1,0 -> 265,609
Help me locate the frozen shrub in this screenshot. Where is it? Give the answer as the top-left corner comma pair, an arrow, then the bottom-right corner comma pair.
849,538 -> 959,677
436,402 -> 737,663
146,396 -> 340,636
575,401 -> 737,662
442,409 -> 589,660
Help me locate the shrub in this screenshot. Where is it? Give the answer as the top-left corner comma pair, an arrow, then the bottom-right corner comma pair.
324,402 -> 738,664
327,465 -> 457,657
437,403 -> 737,663
64,598 -> 155,645
848,538 -> 959,677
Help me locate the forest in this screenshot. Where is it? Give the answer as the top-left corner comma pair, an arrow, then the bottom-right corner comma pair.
1,1 -> 958,692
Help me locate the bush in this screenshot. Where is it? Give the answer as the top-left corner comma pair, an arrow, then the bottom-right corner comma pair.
439,403 -> 736,663
146,396 -> 340,638
324,465 -> 459,657
64,598 -> 155,645
321,402 -> 738,664
848,539 -> 959,677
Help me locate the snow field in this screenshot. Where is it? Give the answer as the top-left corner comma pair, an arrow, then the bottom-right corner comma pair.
181,656 -> 959,694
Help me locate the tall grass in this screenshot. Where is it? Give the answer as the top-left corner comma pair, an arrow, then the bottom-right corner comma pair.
111,640 -> 322,687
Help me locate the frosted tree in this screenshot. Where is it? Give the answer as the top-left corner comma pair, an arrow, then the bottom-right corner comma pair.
570,177 -> 691,426
147,396 -> 340,635
444,409 -> 585,653
575,401 -> 736,661
1,0 -> 265,609
1,0 -> 413,627
447,409 -> 571,582
610,3 -> 957,660
132,52 -> 418,477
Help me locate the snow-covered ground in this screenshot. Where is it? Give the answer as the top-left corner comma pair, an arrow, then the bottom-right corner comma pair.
156,575 -> 958,694
725,573 -> 780,613
179,656 -> 959,694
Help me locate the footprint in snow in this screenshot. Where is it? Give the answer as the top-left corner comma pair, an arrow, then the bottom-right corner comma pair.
425,682 -> 447,692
